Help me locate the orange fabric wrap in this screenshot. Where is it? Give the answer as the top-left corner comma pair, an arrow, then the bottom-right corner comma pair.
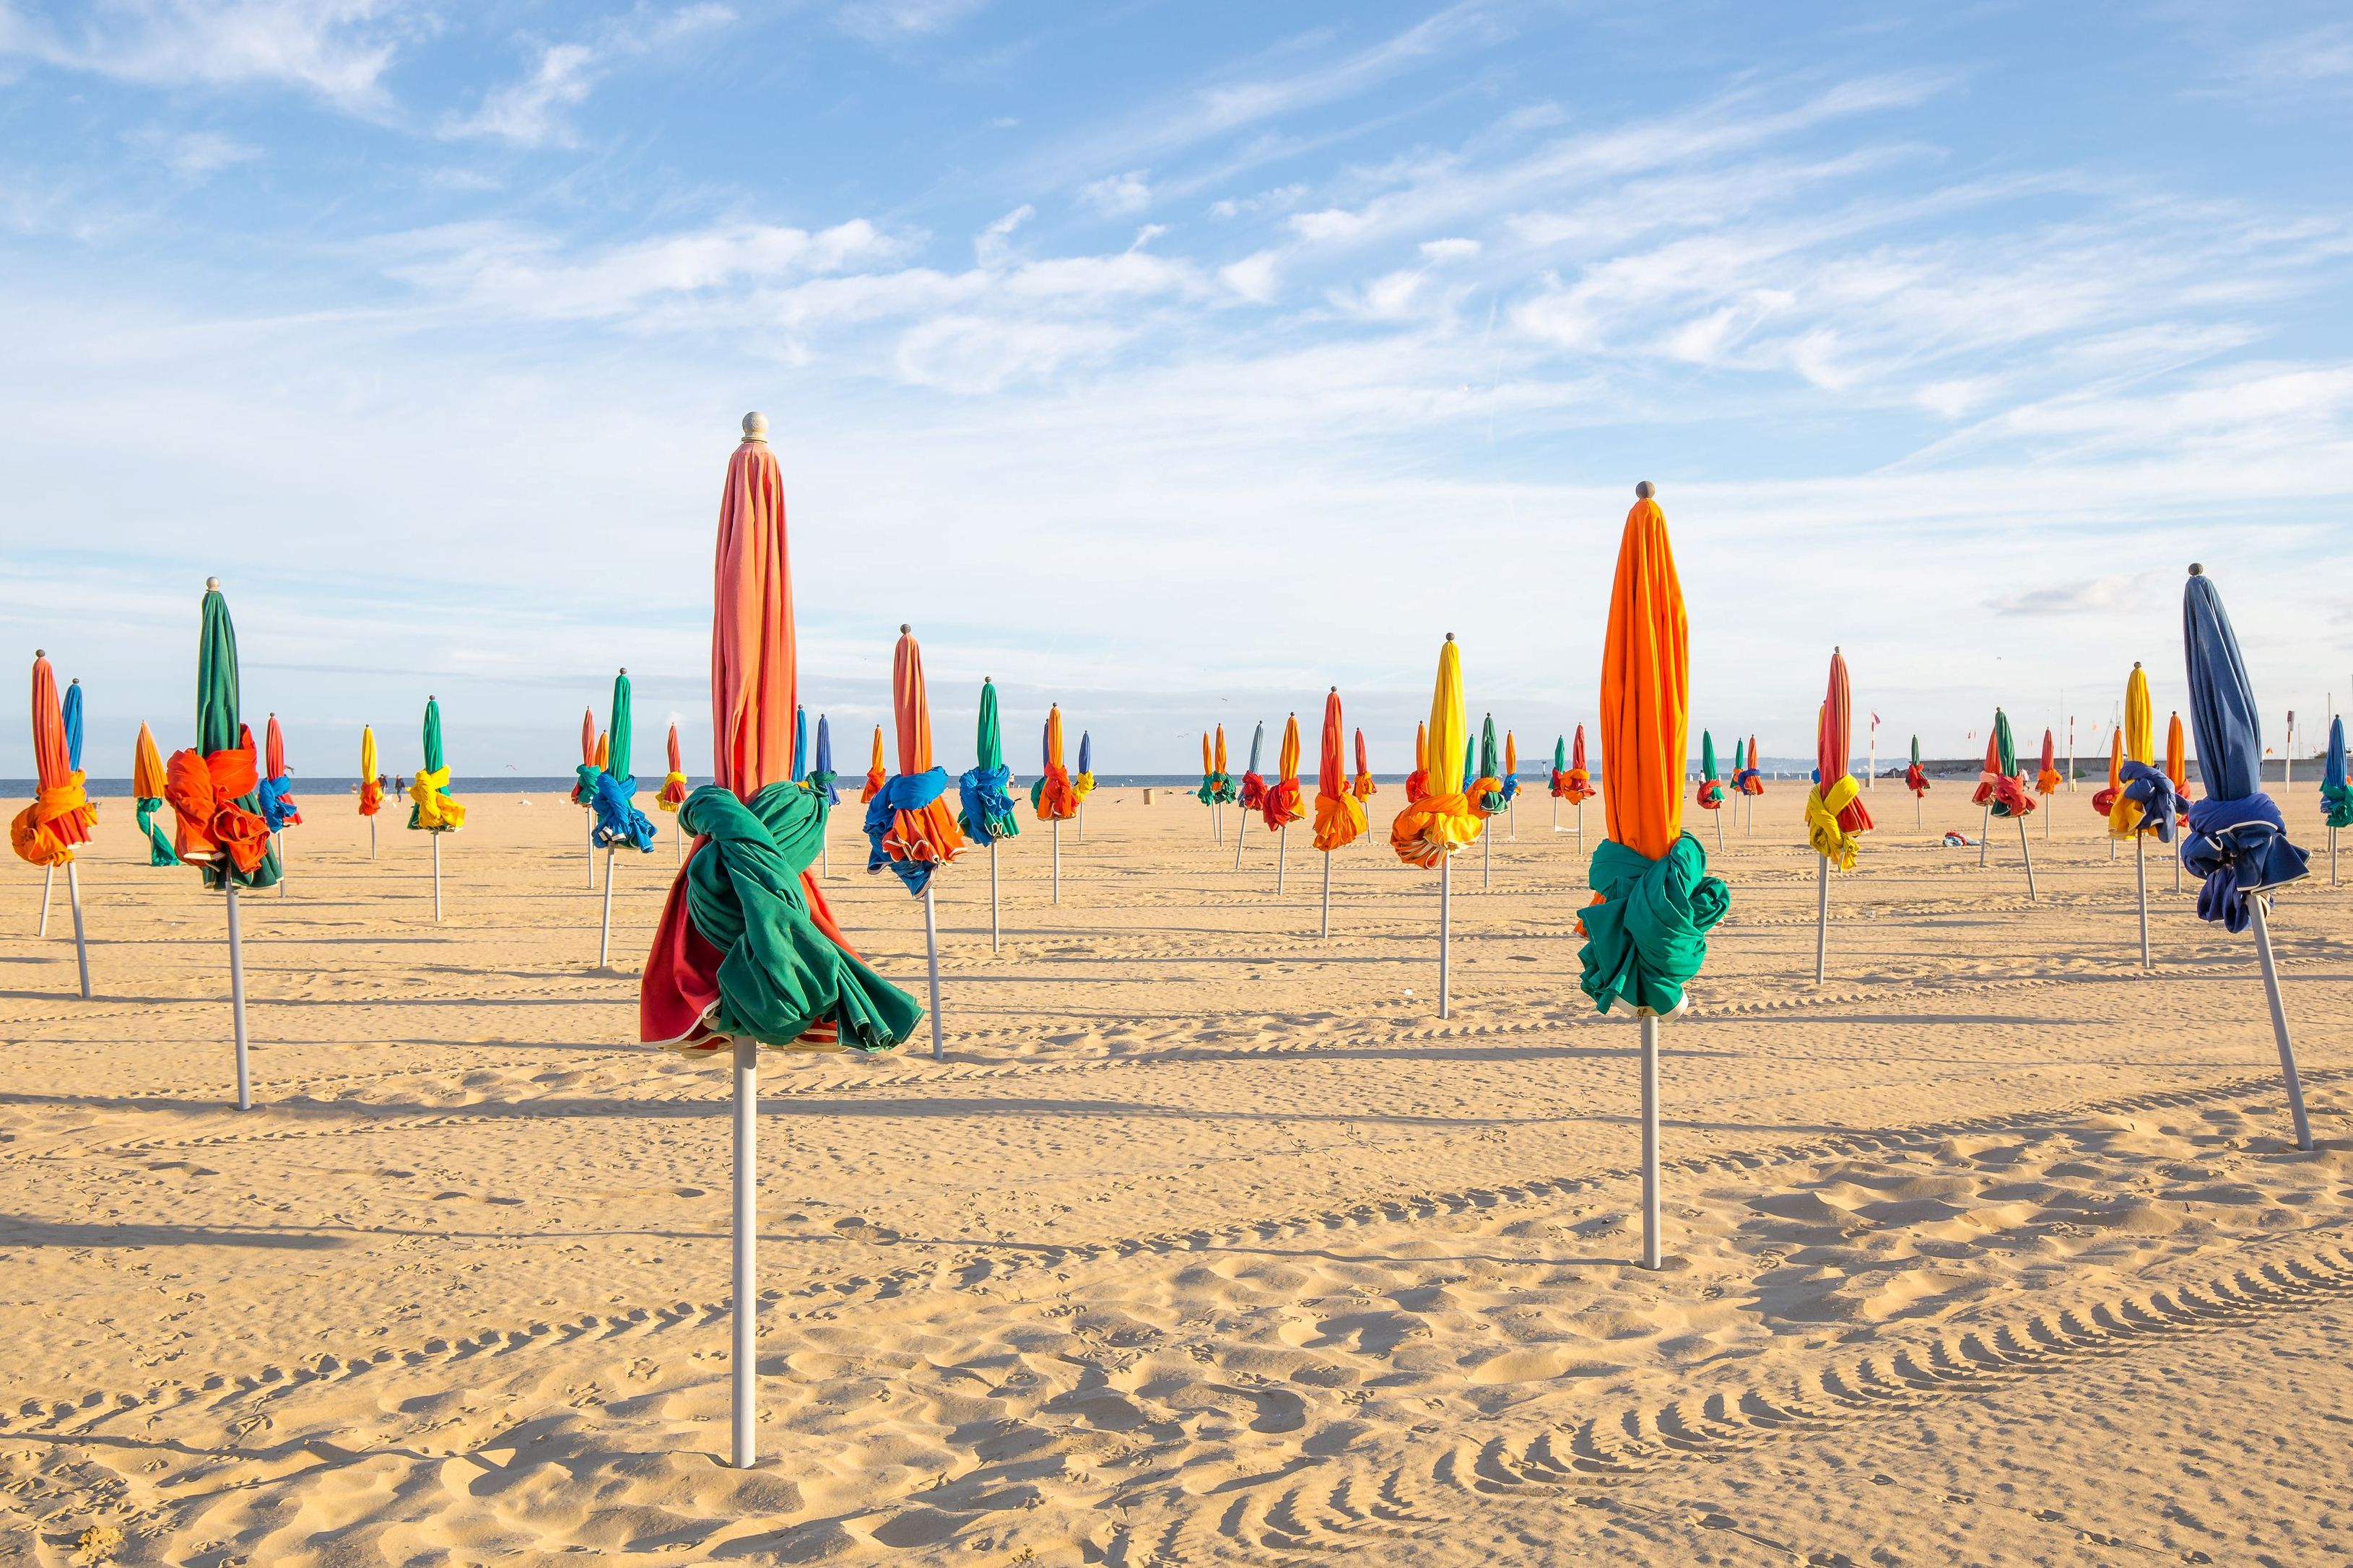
165,745 -> 271,871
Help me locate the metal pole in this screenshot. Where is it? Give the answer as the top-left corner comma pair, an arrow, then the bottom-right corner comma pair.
370,816 -> 376,860
1277,822 -> 1287,894
923,884 -> 944,1061
2248,897 -> 2313,1151
2017,815 -> 2037,901
1915,792 -> 1921,829
1482,828 -> 1491,890
38,865 -> 51,937
1550,796 -> 1558,833
433,835 -> 443,923
731,1035 -> 757,1467
2333,825 -> 2339,888
1640,1011 -> 1661,1271
1438,855 -> 1451,1019
65,861 -> 90,999
2136,832 -> 2150,968
227,883 -> 251,1111
586,809 -> 594,888
989,842 -> 1000,954
1576,801 -> 1584,853
277,832 -> 285,897
1321,849 -> 1331,939
1978,806 -> 1991,867
1814,853 -> 1828,985
1715,809 -> 1723,853
599,847 -> 616,967
1077,801 -> 1084,844
1053,819 -> 1062,905
1232,807 -> 1245,871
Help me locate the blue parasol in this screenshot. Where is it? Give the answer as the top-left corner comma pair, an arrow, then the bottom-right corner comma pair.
809,713 -> 840,805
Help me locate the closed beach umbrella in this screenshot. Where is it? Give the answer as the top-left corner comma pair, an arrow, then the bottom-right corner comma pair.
1264,710 -> 1306,892
639,414 -> 920,1467
1577,484 -> 1727,1271
1405,720 -> 1430,803
358,723 -> 383,860
2322,715 -> 2352,884
1073,729 -> 1096,842
1031,702 -> 1079,898
2094,726 -> 2123,815
861,726 -> 886,803
1312,689 -> 1367,936
261,714 -> 300,831
1471,713 -> 1504,885
865,625 -> 963,1058
1389,634 -> 1481,1016
1237,721 -> 1268,814
791,705 -> 807,785
13,654 -> 97,994
161,582 -> 282,1106
2110,664 -> 2180,965
409,697 -> 464,920
2178,563 -> 2312,1146
659,723 -> 690,811
959,679 -> 1019,951
134,721 -> 181,866
1804,650 -> 1878,977
588,668 -> 659,964
572,709 -> 596,803
809,716 -> 838,803
1352,728 -> 1376,801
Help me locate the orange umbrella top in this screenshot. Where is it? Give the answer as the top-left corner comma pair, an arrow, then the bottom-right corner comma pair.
1278,712 -> 1302,785
133,720 -> 169,799
265,713 -> 287,779
1816,652 -> 1851,791
890,625 -> 934,775
711,414 -> 796,798
1414,720 -> 1428,773
1318,691 -> 1345,798
1214,724 -> 1227,775
1201,731 -> 1212,775
27,655 -> 71,792
1599,487 -> 1688,860
1043,704 -> 1065,773
580,707 -> 596,769
2107,727 -> 2122,791
594,731 -> 609,770
2165,712 -> 2185,789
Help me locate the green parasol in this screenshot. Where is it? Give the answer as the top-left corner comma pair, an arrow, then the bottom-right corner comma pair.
196,584 -> 279,892
1701,731 -> 1718,782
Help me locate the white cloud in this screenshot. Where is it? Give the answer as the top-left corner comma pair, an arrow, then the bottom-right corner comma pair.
1081,169 -> 1152,217
1219,251 -> 1280,302
126,126 -> 262,178
974,204 -> 1032,266
835,0 -> 986,43
893,315 -> 1125,393
445,4 -> 734,148
1418,236 -> 1479,262
0,0 -> 415,110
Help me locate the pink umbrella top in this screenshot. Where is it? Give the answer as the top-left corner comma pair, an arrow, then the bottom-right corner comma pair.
712,414 -> 796,799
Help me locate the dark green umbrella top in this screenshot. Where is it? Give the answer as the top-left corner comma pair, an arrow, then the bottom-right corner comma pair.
423,697 -> 446,773
1552,735 -> 1566,773
609,668 -> 635,787
197,581 -> 242,757
1993,708 -> 2017,776
1478,713 -> 1498,778
1910,734 -> 1920,765
1700,730 -> 1718,781
975,679 -> 1004,772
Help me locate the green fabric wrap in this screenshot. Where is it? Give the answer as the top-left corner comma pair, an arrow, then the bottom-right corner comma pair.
195,586 -> 280,891
1577,832 -> 1728,1015
2323,783 -> 2353,830
679,782 -> 921,1052
135,798 -> 181,866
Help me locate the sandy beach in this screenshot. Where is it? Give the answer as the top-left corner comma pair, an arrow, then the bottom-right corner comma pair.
1,783 -> 2347,1566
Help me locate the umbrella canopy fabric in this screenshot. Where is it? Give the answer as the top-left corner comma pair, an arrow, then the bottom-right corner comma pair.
958,679 -> 1022,845
1390,636 -> 1483,866
1468,713 -> 1503,816
860,726 -> 886,803
1735,731 -> 1762,796
359,725 -> 384,818
642,418 -> 918,1054
13,655 -> 97,868
409,699 -> 466,832
2037,729 -> 2062,796
133,720 -> 181,865
791,707 -> 808,785
1549,734 -> 1570,797
864,628 -> 964,894
1696,730 -> 1725,809
572,709 -> 597,804
595,731 -> 609,770
808,715 -> 840,805
2110,666 -> 2178,841
1197,725 -> 1235,805
1352,728 -> 1377,800
1031,703 -> 1081,822
1314,691 -> 1367,851
1405,721 -> 1431,803
2093,727 -> 2123,815
2323,715 -> 2353,828
1074,731 -> 1096,803
659,723 -> 690,811
583,671 -> 657,851
1557,725 -> 1595,803
1262,713 -> 1306,830
2166,713 -> 2187,797
1237,721 -> 1269,812
162,585 -> 280,888
1970,708 -> 2035,819
257,713 -> 302,832
1579,489 -> 1727,1015
2180,566 -> 2307,928
1804,651 -> 1874,868
1500,730 -> 1520,804
62,679 -> 83,772
1905,733 -> 1930,796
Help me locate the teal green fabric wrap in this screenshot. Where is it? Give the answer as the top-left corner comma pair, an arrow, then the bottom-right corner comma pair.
1577,832 -> 1728,1015
678,782 -> 921,1051
2323,783 -> 2353,831
135,798 -> 181,866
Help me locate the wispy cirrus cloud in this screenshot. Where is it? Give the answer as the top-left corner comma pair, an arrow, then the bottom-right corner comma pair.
444,3 -> 734,148
0,0 -> 419,110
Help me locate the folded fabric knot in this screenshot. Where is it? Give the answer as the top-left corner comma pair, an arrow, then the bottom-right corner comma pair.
1196,770 -> 1232,805
1498,774 -> 1520,804
1696,780 -> 1726,809
1904,763 -> 1930,796
1260,778 -> 1305,831
134,796 -> 181,866
1236,772 -> 1268,812
2323,781 -> 2353,831
1804,776 -> 1867,870
859,766 -> 886,804
588,769 -> 658,851
1313,787 -> 1366,852
2036,767 -> 2063,796
10,771 -> 97,868
2110,760 -> 2180,842
1390,791 -> 1482,868
1352,770 -> 1378,800
958,763 -> 1022,845
1972,770 -> 2035,818
2182,793 -> 2307,933
865,768 -> 962,894
657,770 -> 690,811
164,746 -> 274,879
1031,766 -> 1079,822
1577,833 -> 1728,1016
359,778 -> 384,817
1404,767 -> 1432,804
671,783 -> 920,1050
1072,771 -> 1097,803
1466,775 -> 1505,817
804,768 -> 840,806
257,772 -> 303,832
1734,766 -> 1762,797
2091,785 -> 2118,815
409,765 -> 466,832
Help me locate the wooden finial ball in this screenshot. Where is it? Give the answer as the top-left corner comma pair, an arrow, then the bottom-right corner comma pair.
205,577 -> 219,591
741,411 -> 767,440
2189,562 -> 2204,575
1635,480 -> 1655,499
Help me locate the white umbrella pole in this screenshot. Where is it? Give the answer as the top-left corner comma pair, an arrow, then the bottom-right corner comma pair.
1052,819 -> 1062,905
2136,832 -> 2150,968
586,810 -> 594,888
989,841 -> 1001,954
730,1035 -> 758,1467
1814,853 -> 1829,986
1978,806 -> 1991,867
2017,816 -> 2037,901
1640,1010 -> 1662,1271
1077,801 -> 1084,844
277,832 -> 285,897
1232,809 -> 1245,871
923,884 -> 944,1061
599,847 -> 616,967
1438,855 -> 1452,1019
2334,826 -> 2339,887
226,883 -> 251,1111
1550,796 -> 1558,833
370,816 -> 377,860
1576,801 -> 1584,853
1915,793 -> 1921,830
65,861 -> 90,1000
1482,828 -> 1491,890
1715,809 -> 1723,853
1509,801 -> 1515,842
1321,849 -> 1331,940
2247,896 -> 2313,1151
1276,822 -> 1287,894
432,835 -> 443,923
38,865 -> 51,936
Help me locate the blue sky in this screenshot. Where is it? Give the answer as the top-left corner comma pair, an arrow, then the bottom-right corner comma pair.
4,1 -> 2352,780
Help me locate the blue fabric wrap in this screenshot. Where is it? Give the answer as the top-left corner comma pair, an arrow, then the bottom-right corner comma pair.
257,773 -> 300,832
1499,773 -> 1520,803
957,763 -> 1021,845
864,767 -> 952,894
590,768 -> 658,851
2116,759 -> 2181,842
2182,793 -> 2308,932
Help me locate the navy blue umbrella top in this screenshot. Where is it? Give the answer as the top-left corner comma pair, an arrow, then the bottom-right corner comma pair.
2180,564 -> 2307,925
1078,730 -> 1092,775
2328,716 -> 2347,793
812,713 -> 833,777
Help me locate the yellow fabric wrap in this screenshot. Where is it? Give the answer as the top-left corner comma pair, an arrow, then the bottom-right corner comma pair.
1313,788 -> 1365,852
11,773 -> 94,867
1390,792 -> 1481,868
1072,772 -> 1097,802
658,771 -> 689,812
409,766 -> 466,831
1804,775 -> 1864,871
